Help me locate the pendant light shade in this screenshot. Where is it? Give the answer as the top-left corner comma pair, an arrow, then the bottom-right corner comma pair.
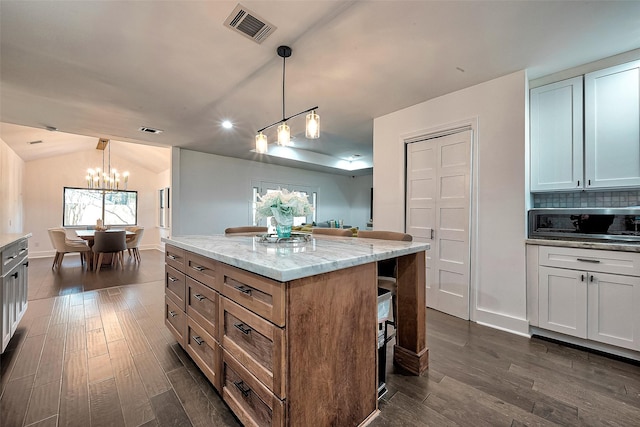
254,45 -> 319,152
277,122 -> 290,146
256,132 -> 268,153
305,110 -> 320,139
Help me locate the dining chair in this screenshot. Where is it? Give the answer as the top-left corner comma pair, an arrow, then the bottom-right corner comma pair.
92,230 -> 127,272
312,228 -> 353,237
47,228 -> 91,269
125,227 -> 145,263
224,226 -> 268,234
357,230 -> 413,332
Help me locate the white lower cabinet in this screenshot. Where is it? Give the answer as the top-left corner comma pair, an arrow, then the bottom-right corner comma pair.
536,246 -> 640,352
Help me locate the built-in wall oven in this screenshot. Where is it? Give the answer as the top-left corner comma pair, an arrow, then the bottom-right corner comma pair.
528,208 -> 640,243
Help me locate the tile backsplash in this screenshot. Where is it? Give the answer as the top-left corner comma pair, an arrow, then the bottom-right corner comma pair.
533,190 -> 640,208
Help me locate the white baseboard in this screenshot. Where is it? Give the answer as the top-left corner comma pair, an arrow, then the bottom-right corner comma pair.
473,308 -> 530,337
29,245 -> 163,259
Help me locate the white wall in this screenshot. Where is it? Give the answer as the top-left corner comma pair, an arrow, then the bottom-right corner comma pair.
24,149 -> 169,256
0,138 -> 25,234
373,70 -> 528,335
172,148 -> 373,236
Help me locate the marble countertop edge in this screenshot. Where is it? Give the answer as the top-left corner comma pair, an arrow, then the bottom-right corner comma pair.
526,238 -> 640,253
163,235 -> 430,282
0,233 -> 33,253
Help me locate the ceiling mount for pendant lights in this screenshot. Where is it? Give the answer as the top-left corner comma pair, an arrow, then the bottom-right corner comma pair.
255,45 -> 319,154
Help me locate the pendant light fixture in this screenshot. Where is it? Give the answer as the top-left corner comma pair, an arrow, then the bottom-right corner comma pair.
85,138 -> 130,191
255,45 -> 319,153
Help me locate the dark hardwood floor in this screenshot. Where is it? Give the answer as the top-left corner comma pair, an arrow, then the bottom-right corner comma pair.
2,250 -> 639,426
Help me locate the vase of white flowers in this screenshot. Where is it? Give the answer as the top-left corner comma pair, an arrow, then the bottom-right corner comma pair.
255,189 -> 313,238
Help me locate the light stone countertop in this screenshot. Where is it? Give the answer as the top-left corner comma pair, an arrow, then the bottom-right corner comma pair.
163,234 -> 430,282
0,233 -> 32,253
526,238 -> 640,253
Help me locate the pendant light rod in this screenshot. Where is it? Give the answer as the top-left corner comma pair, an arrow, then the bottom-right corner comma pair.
281,45 -> 287,121
257,105 -> 319,133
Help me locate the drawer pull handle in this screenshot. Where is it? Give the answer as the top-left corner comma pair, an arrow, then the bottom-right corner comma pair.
168,276 -> 178,282
23,261 -> 29,267
168,310 -> 178,317
8,255 -> 16,260
577,258 -> 600,263
192,265 -> 205,272
234,380 -> 251,397
193,336 -> 204,346
167,254 -> 177,260
234,285 -> 252,295
12,272 -> 19,279
193,293 -> 206,301
234,323 -> 252,335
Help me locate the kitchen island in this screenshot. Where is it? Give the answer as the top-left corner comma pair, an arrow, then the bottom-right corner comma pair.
162,234 -> 429,426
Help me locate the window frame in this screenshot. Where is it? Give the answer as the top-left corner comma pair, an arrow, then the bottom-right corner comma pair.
62,187 -> 138,227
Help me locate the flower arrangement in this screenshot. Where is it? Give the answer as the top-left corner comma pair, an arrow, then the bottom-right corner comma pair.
255,189 -> 313,226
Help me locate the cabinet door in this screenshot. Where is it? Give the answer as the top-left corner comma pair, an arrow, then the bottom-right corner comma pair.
1,271 -> 16,352
530,77 -> 584,191
587,272 -> 640,351
585,60 -> 640,189
538,266 -> 587,338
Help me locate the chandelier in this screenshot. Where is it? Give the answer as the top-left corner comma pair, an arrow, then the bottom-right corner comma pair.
85,138 -> 129,190
255,45 -> 319,154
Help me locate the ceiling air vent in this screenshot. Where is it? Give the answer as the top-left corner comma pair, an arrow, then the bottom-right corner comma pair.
224,4 -> 276,44
138,126 -> 163,134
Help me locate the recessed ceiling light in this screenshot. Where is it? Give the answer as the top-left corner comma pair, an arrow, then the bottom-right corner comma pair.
222,120 -> 233,129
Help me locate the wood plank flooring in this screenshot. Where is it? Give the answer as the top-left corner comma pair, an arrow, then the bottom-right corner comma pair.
2,250 -> 639,426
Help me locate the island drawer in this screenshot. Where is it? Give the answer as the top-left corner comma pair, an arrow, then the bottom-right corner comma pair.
165,265 -> 186,310
186,277 -> 219,340
538,246 -> 640,276
186,317 -> 221,391
222,265 -> 286,327
165,296 -> 186,347
186,252 -> 221,292
165,245 -> 186,271
222,349 -> 285,427
220,297 -> 286,399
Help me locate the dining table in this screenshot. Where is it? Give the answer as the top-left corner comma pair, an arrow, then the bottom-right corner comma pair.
75,229 -> 134,270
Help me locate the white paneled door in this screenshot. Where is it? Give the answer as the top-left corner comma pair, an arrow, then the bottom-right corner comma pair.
406,130 -> 471,319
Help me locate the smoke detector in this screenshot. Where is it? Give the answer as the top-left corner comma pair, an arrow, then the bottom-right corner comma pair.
224,4 -> 276,44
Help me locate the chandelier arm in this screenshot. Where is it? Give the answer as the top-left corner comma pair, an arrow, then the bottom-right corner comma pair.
256,106 -> 319,134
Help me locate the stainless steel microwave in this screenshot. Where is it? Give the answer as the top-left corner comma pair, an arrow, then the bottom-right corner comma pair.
528,208 -> 640,243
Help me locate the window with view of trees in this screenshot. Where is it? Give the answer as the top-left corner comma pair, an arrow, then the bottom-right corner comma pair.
63,187 -> 138,227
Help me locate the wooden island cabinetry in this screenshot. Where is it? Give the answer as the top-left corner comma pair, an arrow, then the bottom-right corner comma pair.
163,235 -> 429,426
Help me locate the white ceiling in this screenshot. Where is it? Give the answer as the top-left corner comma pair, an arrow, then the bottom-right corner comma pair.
2,1 -> 640,175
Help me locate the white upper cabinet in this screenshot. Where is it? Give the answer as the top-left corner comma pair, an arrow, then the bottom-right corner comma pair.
585,60 -> 640,189
530,60 -> 640,192
530,76 -> 584,191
